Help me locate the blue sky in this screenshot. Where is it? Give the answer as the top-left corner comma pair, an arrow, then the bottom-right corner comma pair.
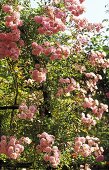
82,0 -> 109,22
30,0 -> 109,22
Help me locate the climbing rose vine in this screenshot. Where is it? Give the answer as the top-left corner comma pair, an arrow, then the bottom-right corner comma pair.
0,0 -> 109,169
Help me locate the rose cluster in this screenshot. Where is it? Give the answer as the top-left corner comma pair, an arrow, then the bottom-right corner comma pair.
18,102 -> 37,121
73,17 -> 103,32
74,64 -> 86,73
85,72 -> 102,92
81,113 -> 96,129
80,164 -> 91,170
0,135 -> 31,159
34,6 -> 66,35
89,51 -> 109,68
83,97 -> 108,119
2,5 -> 23,29
74,35 -> 89,52
64,0 -> 85,16
32,42 -> 70,60
0,5 -> 23,60
56,78 -> 80,96
31,64 -> 47,83
74,136 -> 104,160
36,132 -> 60,168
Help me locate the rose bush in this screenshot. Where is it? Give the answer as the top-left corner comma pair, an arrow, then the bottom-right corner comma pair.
0,0 -> 109,169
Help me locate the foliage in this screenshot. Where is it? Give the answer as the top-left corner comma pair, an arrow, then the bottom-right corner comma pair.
0,0 -> 109,169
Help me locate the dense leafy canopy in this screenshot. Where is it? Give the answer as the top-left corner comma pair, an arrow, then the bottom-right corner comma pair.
0,0 -> 109,169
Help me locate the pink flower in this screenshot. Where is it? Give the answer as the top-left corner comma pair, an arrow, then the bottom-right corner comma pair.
10,153 -> 18,159
38,27 -> 46,34
12,12 -> 20,20
7,146 -> 14,154
83,97 -> 93,108
19,103 -> 28,112
59,78 -> 70,84
32,42 -> 38,48
43,146 -> 52,153
61,46 -> 70,57
49,156 -> 55,163
56,88 -> 64,97
79,0 -> 85,3
32,45 -> 43,56
5,16 -> 13,22
32,68 -> 46,83
23,137 -> 32,144
29,105 -> 36,113
73,136 -> 104,159
1,135 -> 7,141
106,92 -> 109,98
96,155 -> 104,162
81,113 -> 96,128
37,132 -> 60,167
0,135 -> 31,159
43,41 -> 50,47
2,5 -> 13,13
19,39 -> 24,47
18,103 -> 37,120
34,16 -> 42,23
43,154 -> 50,161
16,5 -> 24,11
18,113 -> 27,119
44,47 -> 56,56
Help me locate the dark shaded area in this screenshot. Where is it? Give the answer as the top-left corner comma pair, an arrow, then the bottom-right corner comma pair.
0,160 -> 32,170
0,105 -> 19,110
39,84 -> 52,117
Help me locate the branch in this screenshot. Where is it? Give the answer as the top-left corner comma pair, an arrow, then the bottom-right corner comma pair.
0,105 -> 19,110
40,84 -> 52,117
